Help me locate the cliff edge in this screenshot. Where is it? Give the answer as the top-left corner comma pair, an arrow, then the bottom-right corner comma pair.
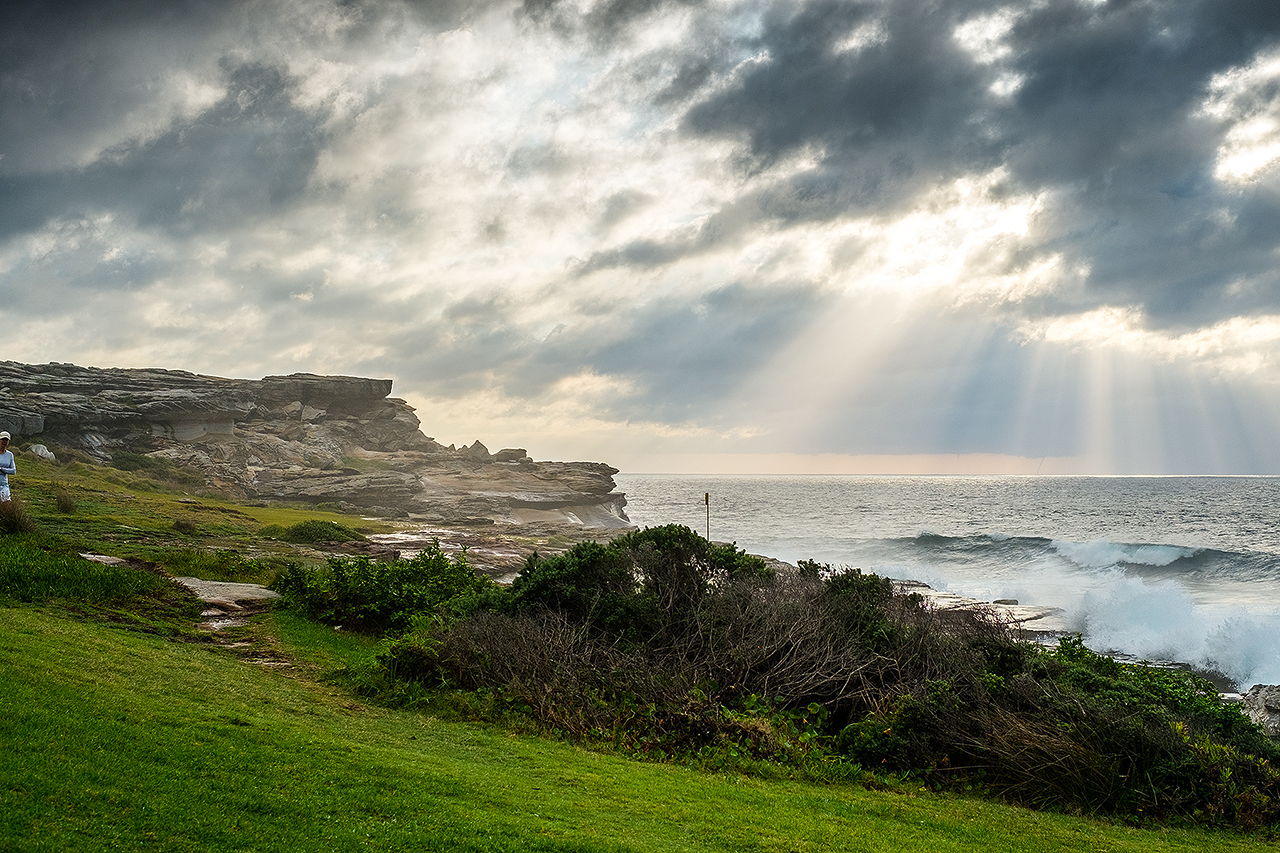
0,361 -> 631,529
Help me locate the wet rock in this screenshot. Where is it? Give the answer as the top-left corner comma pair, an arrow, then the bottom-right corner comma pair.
315,540 -> 402,561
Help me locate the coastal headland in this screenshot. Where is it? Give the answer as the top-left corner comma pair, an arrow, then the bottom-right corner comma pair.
0,361 -> 631,533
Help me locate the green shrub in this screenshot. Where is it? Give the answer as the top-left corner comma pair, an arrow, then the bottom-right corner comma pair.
507,541 -> 642,634
1049,636 -> 1274,757
358,524 -> 1280,829
260,519 -> 366,543
508,524 -> 773,640
273,543 -> 492,634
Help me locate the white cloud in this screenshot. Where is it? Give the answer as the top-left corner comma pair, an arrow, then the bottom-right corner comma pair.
1018,307 -> 1280,379
1202,45 -> 1280,184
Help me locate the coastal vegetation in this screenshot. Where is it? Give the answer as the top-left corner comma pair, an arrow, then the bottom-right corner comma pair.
285,526 -> 1280,830
1,448 -> 1277,848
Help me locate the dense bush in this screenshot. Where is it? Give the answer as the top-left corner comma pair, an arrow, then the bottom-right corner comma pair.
274,543 -> 493,634
356,525 -> 1280,828
505,524 -> 773,641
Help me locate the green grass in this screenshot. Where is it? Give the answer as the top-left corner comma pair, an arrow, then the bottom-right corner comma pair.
0,606 -> 1270,852
0,533 -> 171,603
7,452 -> 398,564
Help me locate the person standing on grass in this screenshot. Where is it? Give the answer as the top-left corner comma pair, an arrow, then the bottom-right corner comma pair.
0,432 -> 15,502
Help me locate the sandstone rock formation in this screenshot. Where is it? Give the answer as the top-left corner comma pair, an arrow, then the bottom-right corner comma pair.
0,361 -> 631,529
1243,684 -> 1280,739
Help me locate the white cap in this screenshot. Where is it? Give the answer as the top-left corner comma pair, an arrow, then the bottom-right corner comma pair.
0,432 -> 9,440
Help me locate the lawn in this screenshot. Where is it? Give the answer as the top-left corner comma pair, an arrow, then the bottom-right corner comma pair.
0,605 -> 1268,852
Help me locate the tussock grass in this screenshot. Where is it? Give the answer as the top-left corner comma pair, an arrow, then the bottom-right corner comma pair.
52,483 -> 77,513
0,498 -> 36,534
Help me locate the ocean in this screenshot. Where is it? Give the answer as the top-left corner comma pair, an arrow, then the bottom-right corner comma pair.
613,474 -> 1280,690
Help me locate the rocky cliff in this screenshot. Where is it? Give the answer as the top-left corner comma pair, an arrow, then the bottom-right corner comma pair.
0,361 -> 631,529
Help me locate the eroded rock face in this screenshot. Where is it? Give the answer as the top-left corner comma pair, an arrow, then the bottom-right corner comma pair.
1243,685 -> 1280,739
0,361 -> 631,529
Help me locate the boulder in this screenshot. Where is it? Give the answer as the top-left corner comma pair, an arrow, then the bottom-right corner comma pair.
1243,685 -> 1280,738
28,444 -> 56,462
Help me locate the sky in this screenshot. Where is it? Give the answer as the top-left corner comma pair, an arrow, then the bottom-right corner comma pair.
3,0 -> 1280,474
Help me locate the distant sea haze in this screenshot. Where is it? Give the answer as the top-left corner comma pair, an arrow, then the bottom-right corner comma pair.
615,474 -> 1280,690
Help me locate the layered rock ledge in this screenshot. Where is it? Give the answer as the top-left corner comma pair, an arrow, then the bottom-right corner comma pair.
0,361 -> 631,529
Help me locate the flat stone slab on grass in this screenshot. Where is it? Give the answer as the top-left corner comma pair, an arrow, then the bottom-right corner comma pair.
174,577 -> 281,604
81,553 -> 128,565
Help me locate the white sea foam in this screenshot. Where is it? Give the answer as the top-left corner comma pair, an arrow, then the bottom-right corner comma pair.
1071,575 -> 1280,688
1204,613 -> 1280,686
883,557 -> 1280,689
1051,539 -> 1200,569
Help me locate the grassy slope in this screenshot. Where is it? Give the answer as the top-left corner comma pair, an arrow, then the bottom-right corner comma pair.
9,452 -> 401,561
0,606 -> 1267,853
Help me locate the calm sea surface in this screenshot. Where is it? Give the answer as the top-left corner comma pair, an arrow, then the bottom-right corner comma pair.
613,474 -> 1280,688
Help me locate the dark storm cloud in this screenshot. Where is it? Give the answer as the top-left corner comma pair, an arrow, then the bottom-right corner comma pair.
4,0 -> 1280,469
657,0 -> 1280,326
580,167 -> 894,275
0,1 -> 241,175
0,61 -> 325,244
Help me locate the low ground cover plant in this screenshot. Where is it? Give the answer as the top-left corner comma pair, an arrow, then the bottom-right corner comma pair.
283,523 -> 1280,830
154,548 -> 284,585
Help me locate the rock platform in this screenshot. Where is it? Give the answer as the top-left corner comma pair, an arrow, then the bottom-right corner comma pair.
892,579 -> 1071,635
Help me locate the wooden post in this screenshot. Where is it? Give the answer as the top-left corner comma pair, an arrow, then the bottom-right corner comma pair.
704,492 -> 710,541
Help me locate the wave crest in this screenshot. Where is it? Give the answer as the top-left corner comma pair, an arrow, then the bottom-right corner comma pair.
1052,539 -> 1200,569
